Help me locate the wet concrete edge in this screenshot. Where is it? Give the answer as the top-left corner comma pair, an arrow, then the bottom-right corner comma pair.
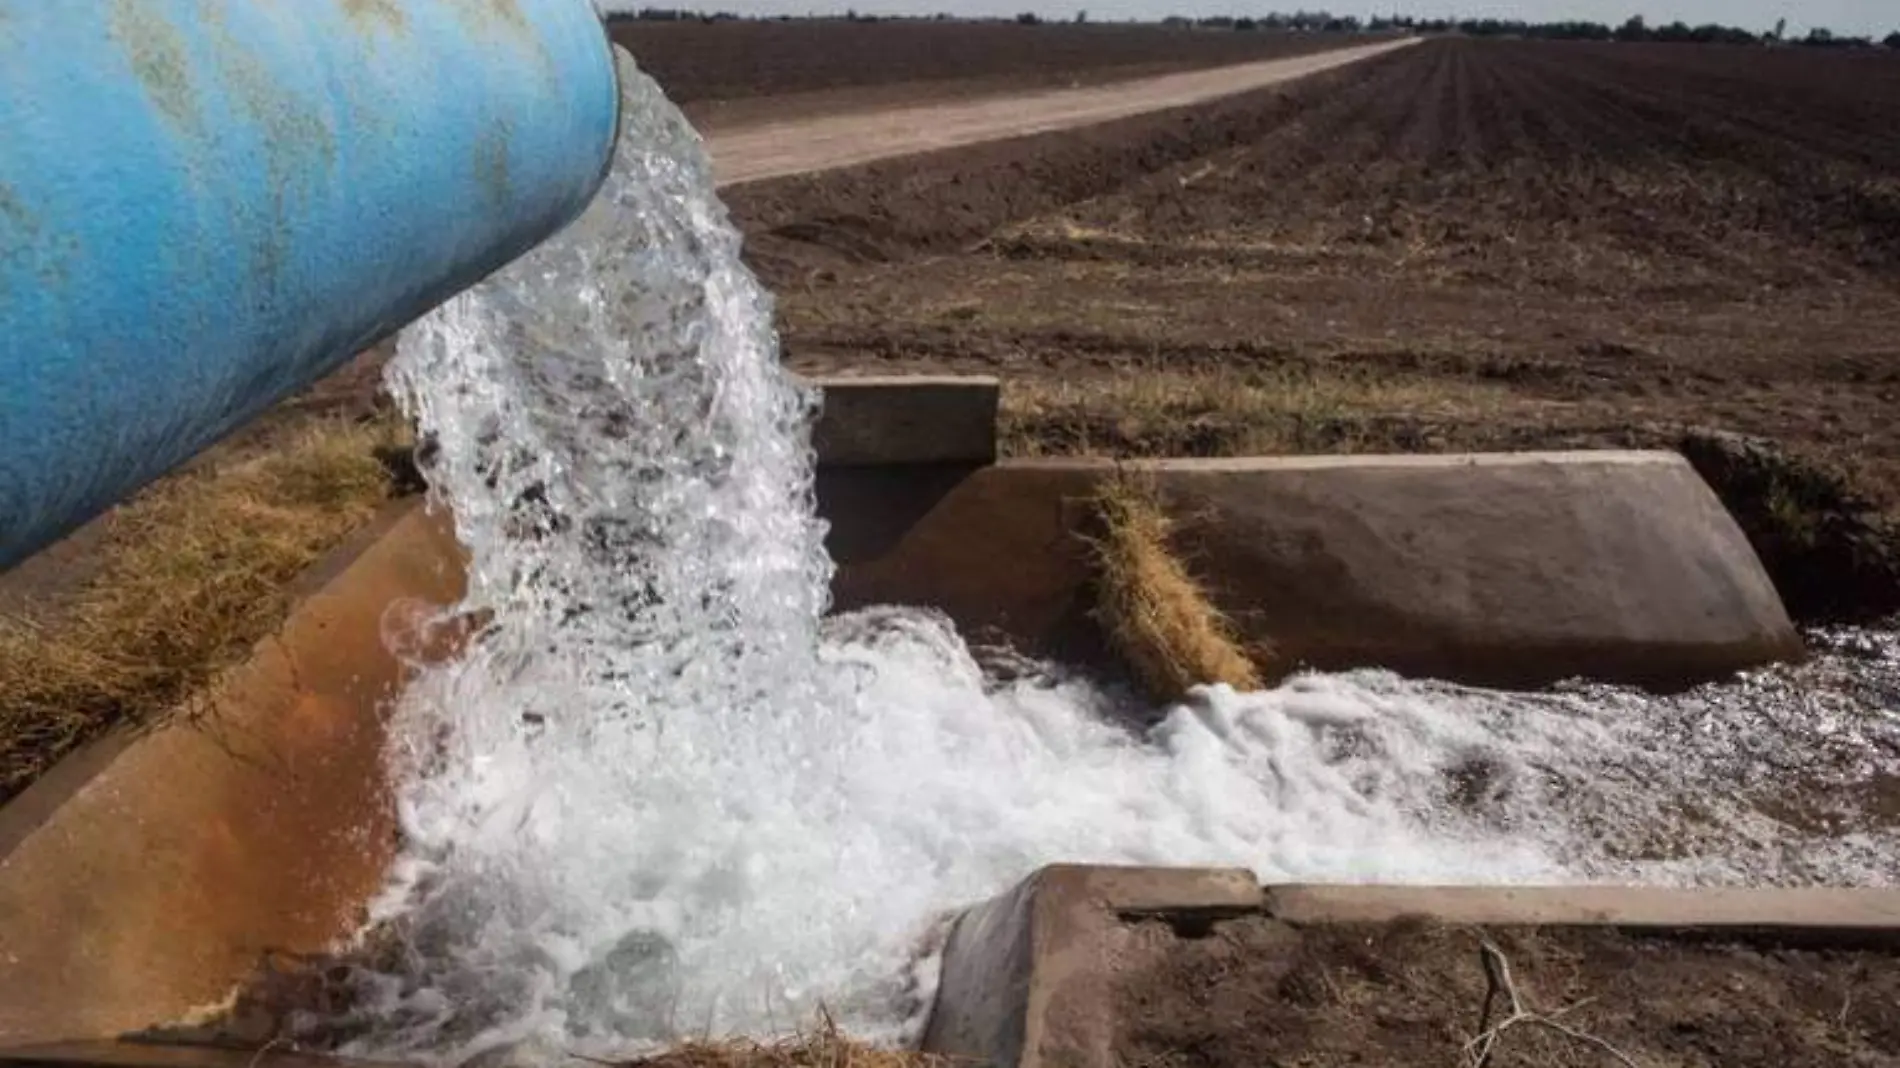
0,500 -> 424,864
0,501 -> 466,1046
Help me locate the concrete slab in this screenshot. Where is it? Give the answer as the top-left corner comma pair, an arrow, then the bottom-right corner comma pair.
807,375 -> 999,467
0,506 -> 465,1046
1265,883 -> 1900,933
828,452 -> 1802,689
922,865 -> 1259,1068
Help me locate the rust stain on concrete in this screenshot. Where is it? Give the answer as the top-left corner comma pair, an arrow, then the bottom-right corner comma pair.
109,0 -> 203,135
0,505 -> 465,1045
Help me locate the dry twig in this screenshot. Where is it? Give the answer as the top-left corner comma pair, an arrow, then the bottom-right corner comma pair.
1466,938 -> 1641,1068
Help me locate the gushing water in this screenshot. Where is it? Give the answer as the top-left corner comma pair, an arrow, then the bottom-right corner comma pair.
342,51 -> 1900,1063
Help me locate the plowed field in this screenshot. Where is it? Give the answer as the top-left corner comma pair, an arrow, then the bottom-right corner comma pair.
735,38 -> 1900,618
609,19 -> 1359,107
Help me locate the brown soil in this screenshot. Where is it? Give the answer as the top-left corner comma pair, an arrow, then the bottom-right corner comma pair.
736,38 -> 1900,620
1116,915 -> 1900,1067
609,19 -> 1361,125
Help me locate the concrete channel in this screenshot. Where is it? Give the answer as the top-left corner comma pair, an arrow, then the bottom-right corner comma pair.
0,376 -> 1822,1060
14,7 -> 1818,1061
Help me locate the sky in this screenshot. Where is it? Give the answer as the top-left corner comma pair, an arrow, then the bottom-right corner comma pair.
599,0 -> 1893,38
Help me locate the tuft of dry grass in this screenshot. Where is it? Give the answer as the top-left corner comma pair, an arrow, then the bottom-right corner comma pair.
1083,471 -> 1264,700
1001,364 -> 1511,460
615,1018 -> 957,1068
0,414 -> 410,800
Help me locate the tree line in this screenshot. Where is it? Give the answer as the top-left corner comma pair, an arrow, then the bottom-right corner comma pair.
1355,13 -> 1893,48
611,8 -> 1900,48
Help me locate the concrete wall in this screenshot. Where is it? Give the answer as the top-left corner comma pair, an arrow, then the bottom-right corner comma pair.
0,377 -> 1804,1045
0,506 -> 465,1046
807,375 -> 998,467
923,865 -> 1262,1068
826,452 -> 1801,690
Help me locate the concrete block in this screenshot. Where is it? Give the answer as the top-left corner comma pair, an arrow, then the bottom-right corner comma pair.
922,865 -> 1259,1068
1265,884 -> 1900,934
827,452 -> 1803,689
807,375 -> 998,467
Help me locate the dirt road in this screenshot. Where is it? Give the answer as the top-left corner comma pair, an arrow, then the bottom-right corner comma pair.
704,38 -> 1419,187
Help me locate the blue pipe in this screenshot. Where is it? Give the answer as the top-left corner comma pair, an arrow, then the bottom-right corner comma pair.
0,0 -> 619,570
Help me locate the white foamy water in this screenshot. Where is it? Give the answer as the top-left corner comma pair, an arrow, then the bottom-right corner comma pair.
336,49 -> 1900,1064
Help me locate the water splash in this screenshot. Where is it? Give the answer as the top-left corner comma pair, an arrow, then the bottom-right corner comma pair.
359,49 -> 842,1060
343,48 -> 1900,1064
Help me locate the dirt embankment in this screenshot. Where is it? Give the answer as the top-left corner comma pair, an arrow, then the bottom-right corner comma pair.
731,38 -> 1900,621
1116,916 -> 1900,1067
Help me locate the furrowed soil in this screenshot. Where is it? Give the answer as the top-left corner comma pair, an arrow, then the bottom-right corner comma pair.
1115,915 -> 1900,1067
733,38 -> 1900,620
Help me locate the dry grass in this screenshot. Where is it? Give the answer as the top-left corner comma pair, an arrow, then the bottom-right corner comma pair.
1083,471 -> 1264,700
992,215 -> 1387,270
0,413 -> 409,799
615,1018 -> 956,1068
1001,364 -> 1509,459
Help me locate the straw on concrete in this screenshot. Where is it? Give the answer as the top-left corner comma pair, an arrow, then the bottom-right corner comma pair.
1082,469 -> 1265,699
